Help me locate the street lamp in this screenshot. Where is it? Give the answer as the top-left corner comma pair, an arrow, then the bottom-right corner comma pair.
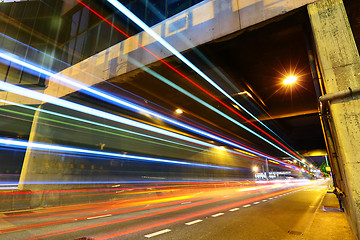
175,108 -> 183,114
252,166 -> 259,182
283,75 -> 297,85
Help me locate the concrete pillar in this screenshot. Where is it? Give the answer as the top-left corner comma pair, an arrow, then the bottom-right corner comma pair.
308,0 -> 360,238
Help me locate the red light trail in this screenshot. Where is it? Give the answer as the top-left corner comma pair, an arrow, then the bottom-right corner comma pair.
76,0 -> 301,160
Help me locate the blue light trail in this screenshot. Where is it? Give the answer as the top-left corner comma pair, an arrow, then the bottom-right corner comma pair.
0,32 -> 302,163
0,79 -> 299,170
0,137 -> 234,170
106,0 -> 285,143
0,99 -> 209,154
0,51 -> 301,161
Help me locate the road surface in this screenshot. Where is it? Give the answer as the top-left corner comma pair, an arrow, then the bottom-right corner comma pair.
0,180 -> 326,239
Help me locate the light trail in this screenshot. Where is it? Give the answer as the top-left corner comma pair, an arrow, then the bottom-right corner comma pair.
0,32 -> 176,118
0,137 -> 233,170
2,35 -> 297,166
0,102 -> 286,170
95,185 -> 312,240
105,0 -> 265,124
143,2 -> 296,152
3,181 -> 247,218
0,182 -> 265,234
101,0 -> 303,161
0,31 -> 305,168
75,0 -> 303,162
127,57 -> 290,156
0,51 -> 297,161
0,32 -> 266,147
0,81 -> 216,148
29,184 -> 311,240
3,195 -> 192,221
0,101 -> 214,154
0,181 -> 258,214
0,52 -> 290,167
0,8 -> 310,170
0,181 -> 315,238
0,81 -> 298,170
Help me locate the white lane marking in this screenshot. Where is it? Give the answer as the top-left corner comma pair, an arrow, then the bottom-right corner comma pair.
274,196 -> 278,198
181,202 -> 191,205
269,198 -> 273,200
243,204 -> 251,208
253,202 -> 260,205
212,213 -> 224,217
145,229 -> 171,238
185,219 -> 203,225
223,195 -> 229,198
87,214 -> 112,220
229,208 -> 239,212
262,200 -> 267,202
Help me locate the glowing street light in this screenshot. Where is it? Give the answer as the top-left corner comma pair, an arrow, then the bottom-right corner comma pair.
175,108 -> 183,114
216,146 -> 226,150
252,166 -> 259,173
283,75 -> 297,85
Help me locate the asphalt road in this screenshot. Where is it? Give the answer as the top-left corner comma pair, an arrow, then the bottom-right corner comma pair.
0,180 -> 327,240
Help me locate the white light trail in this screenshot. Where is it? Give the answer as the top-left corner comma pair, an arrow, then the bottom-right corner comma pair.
0,51 -> 300,167
0,137 -> 233,169
106,0 -> 299,158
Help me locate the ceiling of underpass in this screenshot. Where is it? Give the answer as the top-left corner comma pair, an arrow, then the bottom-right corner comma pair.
105,7 -> 327,161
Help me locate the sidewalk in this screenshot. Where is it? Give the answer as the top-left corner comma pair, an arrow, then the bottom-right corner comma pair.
303,190 -> 356,240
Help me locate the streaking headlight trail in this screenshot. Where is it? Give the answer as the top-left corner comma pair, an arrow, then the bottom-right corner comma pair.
0,137 -> 233,170
0,50 -> 302,163
0,80 -> 298,170
102,0 -> 302,160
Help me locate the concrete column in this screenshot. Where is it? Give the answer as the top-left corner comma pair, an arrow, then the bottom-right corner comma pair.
18,106 -> 44,191
308,0 -> 360,238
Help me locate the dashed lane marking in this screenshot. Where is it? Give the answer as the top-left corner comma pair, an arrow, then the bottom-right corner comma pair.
253,202 -> 260,205
145,229 -> 171,238
211,213 -> 224,217
185,219 -> 203,225
86,214 -> 112,220
243,204 -> 251,208
229,208 -> 239,212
